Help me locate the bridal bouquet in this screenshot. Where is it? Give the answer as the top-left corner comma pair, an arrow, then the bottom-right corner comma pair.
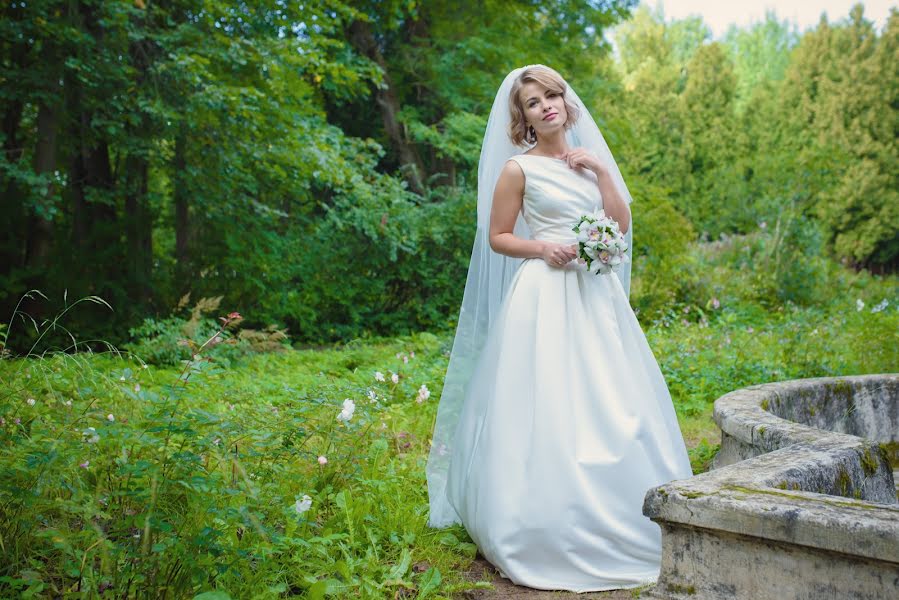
572,210 -> 629,275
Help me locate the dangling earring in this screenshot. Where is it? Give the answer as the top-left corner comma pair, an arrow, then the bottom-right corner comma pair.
527,124 -> 537,144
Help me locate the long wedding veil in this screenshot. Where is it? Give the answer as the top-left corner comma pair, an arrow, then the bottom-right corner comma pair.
425,65 -> 634,527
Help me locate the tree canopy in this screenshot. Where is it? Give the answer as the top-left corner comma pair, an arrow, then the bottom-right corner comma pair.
1,1 -> 895,345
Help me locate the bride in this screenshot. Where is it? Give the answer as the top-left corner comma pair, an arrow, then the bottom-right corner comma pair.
424,64 -> 694,593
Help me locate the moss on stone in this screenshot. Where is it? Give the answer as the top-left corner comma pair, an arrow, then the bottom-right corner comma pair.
835,466 -> 852,497
760,398 -> 769,411
721,484 -> 884,510
773,480 -> 801,491
680,490 -> 708,499
877,441 -> 899,469
828,378 -> 854,397
724,484 -> 812,502
666,583 -> 697,595
860,447 -> 880,477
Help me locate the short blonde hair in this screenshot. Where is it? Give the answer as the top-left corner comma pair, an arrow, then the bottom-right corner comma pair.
507,66 -> 580,147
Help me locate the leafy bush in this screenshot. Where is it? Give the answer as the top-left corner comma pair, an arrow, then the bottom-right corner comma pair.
648,248 -> 898,418
125,295 -> 289,366
290,184 -> 474,341
695,210 -> 828,310
628,178 -> 704,320
750,210 -> 827,306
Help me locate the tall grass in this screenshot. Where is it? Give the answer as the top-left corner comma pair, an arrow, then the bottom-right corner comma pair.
0,237 -> 896,598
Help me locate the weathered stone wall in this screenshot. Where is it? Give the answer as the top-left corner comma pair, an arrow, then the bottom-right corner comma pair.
641,374 -> 899,600
710,375 -> 897,502
652,522 -> 899,600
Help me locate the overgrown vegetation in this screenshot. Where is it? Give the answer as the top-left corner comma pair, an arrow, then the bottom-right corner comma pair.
1,235 -> 895,597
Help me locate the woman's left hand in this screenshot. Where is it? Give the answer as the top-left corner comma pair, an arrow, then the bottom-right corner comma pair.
564,148 -> 607,176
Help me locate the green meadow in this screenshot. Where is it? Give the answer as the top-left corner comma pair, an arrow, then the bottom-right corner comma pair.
2,238 -> 895,598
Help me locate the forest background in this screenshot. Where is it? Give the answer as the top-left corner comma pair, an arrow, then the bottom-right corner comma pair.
2,0 -> 896,345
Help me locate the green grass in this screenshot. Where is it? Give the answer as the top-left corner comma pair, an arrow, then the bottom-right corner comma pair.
0,245 -> 896,598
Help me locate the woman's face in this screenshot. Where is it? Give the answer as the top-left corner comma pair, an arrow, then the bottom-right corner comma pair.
519,81 -> 567,139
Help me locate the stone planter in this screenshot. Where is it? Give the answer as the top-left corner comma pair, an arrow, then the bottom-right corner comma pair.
641,374 -> 899,600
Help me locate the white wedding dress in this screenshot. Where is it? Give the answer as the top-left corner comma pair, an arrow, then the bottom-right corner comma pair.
444,153 -> 694,592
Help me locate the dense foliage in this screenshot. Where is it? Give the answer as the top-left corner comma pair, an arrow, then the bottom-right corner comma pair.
1,232 -> 896,597
2,2 -> 896,346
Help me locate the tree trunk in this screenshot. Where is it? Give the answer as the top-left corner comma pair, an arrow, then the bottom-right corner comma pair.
1,25 -> 30,273
174,132 -> 190,272
67,2 -> 117,258
25,100 -> 59,270
124,153 -> 152,301
348,19 -> 426,195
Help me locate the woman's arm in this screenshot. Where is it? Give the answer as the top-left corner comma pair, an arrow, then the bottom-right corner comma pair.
489,160 -> 577,266
564,149 -> 631,234
594,169 -> 631,234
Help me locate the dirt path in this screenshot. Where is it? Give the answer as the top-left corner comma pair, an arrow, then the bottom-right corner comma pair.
458,557 -> 654,599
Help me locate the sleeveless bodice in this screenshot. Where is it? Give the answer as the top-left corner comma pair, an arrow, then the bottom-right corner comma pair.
508,154 -> 603,243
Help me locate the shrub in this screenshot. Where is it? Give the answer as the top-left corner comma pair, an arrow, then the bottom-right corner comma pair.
125,295 -> 289,366
628,178 -> 703,319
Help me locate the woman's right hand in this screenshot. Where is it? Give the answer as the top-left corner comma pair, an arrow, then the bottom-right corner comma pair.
541,242 -> 578,268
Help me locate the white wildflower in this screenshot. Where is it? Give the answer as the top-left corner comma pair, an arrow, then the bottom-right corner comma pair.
856,298 -> 865,311
391,372 -> 399,384
336,398 -> 356,423
417,384 -> 431,404
294,494 -> 312,514
82,427 -> 100,444
870,299 -> 889,313
374,371 -> 385,382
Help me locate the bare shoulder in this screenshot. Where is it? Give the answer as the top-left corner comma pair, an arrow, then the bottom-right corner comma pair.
496,157 -> 525,191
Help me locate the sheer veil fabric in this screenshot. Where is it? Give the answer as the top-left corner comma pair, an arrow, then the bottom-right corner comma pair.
426,65 -> 635,528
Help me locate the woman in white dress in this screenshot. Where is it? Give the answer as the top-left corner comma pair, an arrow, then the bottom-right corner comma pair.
425,65 -> 693,593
